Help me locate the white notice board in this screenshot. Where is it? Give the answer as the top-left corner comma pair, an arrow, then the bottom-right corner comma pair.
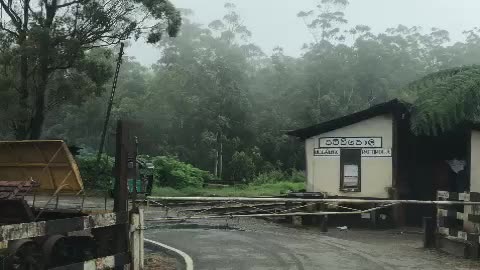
361,149 -> 391,157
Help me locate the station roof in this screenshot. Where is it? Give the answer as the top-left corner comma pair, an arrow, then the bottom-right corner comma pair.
287,99 -> 409,140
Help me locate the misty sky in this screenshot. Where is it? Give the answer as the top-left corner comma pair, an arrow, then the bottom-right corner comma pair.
128,0 -> 480,66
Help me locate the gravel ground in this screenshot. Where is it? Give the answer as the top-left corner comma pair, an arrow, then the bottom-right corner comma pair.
145,253 -> 177,270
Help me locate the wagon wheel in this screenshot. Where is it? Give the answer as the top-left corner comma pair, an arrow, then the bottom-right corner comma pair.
42,235 -> 68,268
6,240 -> 44,270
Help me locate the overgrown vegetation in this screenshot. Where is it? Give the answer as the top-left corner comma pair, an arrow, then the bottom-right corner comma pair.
0,0 -> 180,140
406,65 -> 480,135
152,182 -> 305,197
76,154 -> 305,196
76,154 -> 114,190
152,156 -> 214,189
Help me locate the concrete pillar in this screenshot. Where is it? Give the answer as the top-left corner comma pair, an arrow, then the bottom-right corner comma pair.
423,217 -> 435,248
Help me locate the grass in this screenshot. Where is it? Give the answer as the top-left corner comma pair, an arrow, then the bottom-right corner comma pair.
151,181 -> 305,197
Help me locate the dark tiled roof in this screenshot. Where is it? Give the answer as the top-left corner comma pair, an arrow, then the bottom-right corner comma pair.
287,99 -> 409,140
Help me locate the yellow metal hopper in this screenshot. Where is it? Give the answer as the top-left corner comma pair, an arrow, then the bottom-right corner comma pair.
0,140 -> 84,194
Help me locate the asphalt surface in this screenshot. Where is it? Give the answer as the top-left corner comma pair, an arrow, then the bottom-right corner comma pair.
22,196 -> 479,269
145,218 -> 480,270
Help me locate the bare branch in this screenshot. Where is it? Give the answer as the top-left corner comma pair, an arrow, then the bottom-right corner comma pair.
0,0 -> 22,30
57,0 -> 80,9
0,24 -> 19,37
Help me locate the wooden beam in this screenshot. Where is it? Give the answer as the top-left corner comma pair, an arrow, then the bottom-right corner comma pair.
0,212 -> 127,241
48,252 -> 130,270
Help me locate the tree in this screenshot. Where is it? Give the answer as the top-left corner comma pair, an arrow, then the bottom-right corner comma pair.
229,151 -> 255,183
140,8 -> 255,180
0,0 -> 181,139
404,65 -> 480,135
297,0 -> 349,44
27,1 -> 480,188
42,55 -> 151,152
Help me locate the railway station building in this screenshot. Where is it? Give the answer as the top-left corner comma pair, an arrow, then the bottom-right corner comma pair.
288,99 -> 480,229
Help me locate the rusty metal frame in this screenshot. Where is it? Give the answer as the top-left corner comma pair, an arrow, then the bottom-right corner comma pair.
0,121 -> 137,269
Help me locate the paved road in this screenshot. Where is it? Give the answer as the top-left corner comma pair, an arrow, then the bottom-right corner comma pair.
145,221 -> 480,270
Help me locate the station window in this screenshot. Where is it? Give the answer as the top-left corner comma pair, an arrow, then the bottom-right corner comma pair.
340,149 -> 361,192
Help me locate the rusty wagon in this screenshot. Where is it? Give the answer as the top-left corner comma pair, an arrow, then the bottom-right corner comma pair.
0,122 -> 135,270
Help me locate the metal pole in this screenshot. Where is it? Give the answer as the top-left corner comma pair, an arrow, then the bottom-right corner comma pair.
114,120 -> 129,213
97,42 -> 125,163
113,120 -> 129,259
147,196 -> 480,205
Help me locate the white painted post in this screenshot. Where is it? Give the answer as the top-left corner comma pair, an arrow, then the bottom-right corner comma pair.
130,212 -> 140,270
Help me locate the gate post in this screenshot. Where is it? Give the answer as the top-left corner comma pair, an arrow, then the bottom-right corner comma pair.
468,233 -> 479,259
423,217 -> 435,248
320,215 -> 328,232
129,208 -> 145,270
130,211 -> 140,270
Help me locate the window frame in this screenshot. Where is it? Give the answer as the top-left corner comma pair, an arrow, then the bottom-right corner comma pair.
340,148 -> 362,192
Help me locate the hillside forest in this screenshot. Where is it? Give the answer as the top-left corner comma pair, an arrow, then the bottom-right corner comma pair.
2,1 -> 480,190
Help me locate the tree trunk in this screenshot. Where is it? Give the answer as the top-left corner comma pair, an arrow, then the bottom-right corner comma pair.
29,1 -> 56,139
29,84 -> 47,139
29,37 -> 50,140
15,0 -> 30,139
214,149 -> 219,178
219,138 -> 223,179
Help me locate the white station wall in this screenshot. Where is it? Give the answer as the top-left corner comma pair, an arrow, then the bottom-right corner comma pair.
470,130 -> 480,193
465,130 -> 480,233
305,115 -> 393,198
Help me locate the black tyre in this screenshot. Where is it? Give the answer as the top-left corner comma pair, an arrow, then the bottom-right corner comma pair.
6,240 -> 44,270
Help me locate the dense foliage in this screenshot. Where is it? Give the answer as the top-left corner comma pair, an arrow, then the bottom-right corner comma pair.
152,156 -> 214,189
0,0 -> 181,139
252,170 -> 306,185
4,1 -> 480,184
76,154 -> 114,190
406,65 -> 480,135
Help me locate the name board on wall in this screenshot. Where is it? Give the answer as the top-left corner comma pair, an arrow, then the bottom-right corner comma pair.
361,149 -> 391,157
314,148 -> 391,157
319,137 -> 382,148
314,148 -> 340,156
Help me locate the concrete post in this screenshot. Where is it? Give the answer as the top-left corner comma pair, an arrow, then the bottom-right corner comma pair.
468,233 -> 479,259
320,215 -> 328,232
129,209 -> 145,270
370,207 -> 377,229
130,211 -> 140,270
423,217 -> 435,248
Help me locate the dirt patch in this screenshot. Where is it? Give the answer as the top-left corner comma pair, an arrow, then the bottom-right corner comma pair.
145,253 -> 177,270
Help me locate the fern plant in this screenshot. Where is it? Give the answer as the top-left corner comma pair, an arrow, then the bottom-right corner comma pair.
405,65 -> 480,135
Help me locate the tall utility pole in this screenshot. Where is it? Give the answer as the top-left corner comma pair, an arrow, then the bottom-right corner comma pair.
97,43 -> 125,163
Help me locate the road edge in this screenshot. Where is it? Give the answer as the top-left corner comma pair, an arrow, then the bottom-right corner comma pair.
144,238 -> 194,270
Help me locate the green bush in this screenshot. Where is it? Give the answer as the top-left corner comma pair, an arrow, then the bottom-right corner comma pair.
76,154 -> 114,190
151,181 -> 305,197
152,156 -> 214,189
229,151 -> 255,183
252,170 -> 306,185
289,170 -> 306,183
252,170 -> 285,184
